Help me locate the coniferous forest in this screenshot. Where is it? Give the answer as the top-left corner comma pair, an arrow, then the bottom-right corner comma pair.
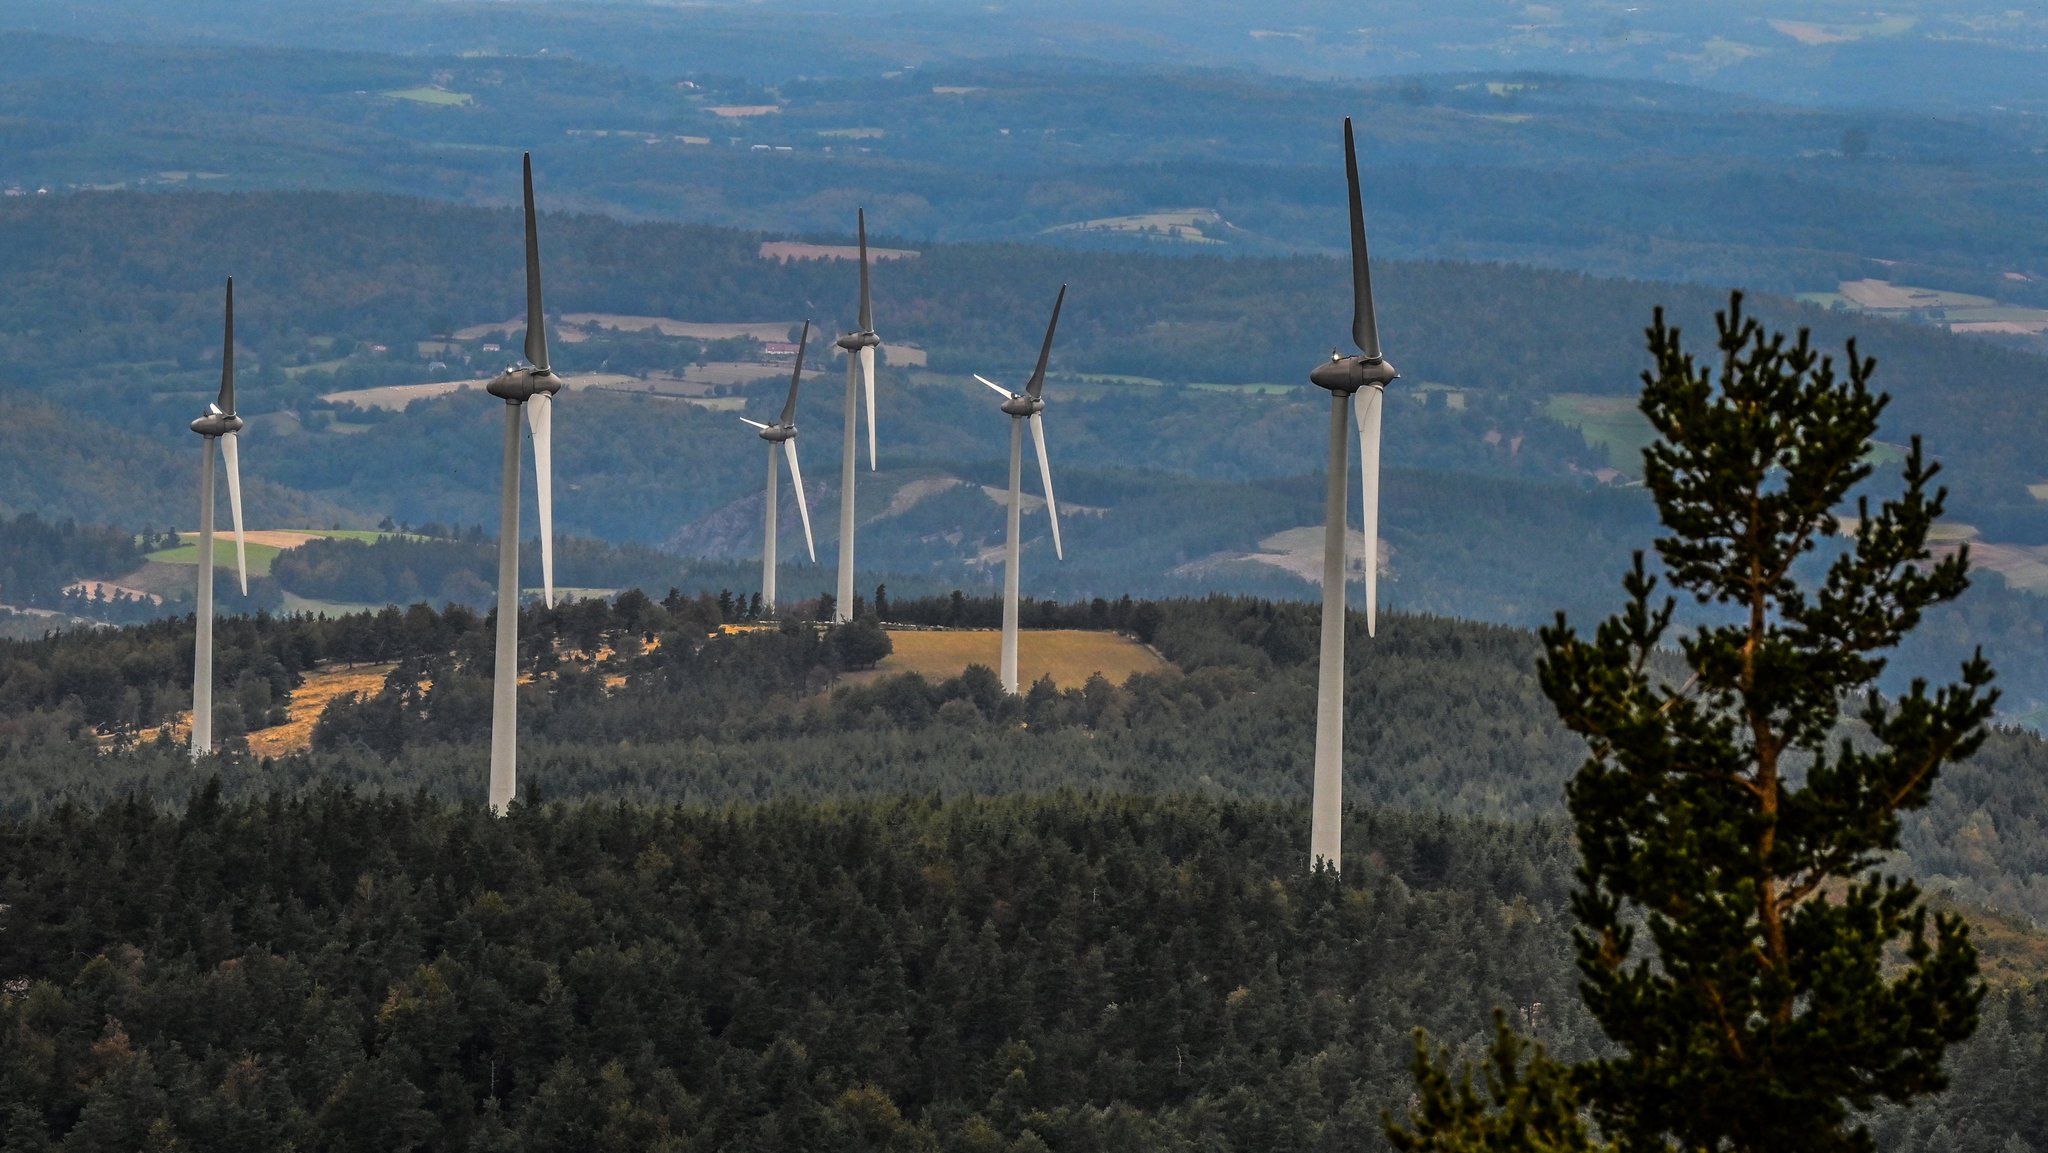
2,587 -> 2047,1150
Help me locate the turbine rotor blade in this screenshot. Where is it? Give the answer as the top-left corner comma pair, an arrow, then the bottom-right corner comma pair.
856,208 -> 873,333
781,320 -> 810,425
1344,118 -> 1383,361
739,416 -> 771,430
975,374 -> 1016,400
784,439 -> 816,563
221,431 -> 248,595
860,346 -> 877,471
528,393 -> 555,608
219,277 -> 235,414
1030,412 -> 1063,561
1024,284 -> 1066,400
522,153 -> 551,373
1356,383 -> 1383,637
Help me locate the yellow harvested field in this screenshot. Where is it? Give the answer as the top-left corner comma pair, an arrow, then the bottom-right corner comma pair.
1770,19 -> 1853,44
1953,320 -> 2048,336
324,380 -> 476,410
845,629 -> 1168,690
246,663 -> 397,758
64,579 -> 162,604
758,241 -> 921,264
325,374 -> 642,410
708,105 -> 780,117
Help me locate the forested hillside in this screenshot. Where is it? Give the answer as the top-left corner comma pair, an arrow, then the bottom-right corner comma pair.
0,789 -> 2040,1153
4,594 -> 2045,930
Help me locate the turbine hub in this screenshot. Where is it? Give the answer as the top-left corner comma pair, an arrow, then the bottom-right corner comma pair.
758,423 -> 797,443
835,330 -> 881,352
1309,354 -> 1398,395
1000,395 -> 1042,418
486,366 -> 562,403
189,411 -> 244,437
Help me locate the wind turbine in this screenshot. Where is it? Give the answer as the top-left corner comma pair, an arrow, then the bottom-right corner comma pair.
482,152 -> 562,816
1302,117 -> 1398,873
832,209 -> 881,623
739,322 -> 817,615
975,284 -> 1066,696
187,276 -> 248,758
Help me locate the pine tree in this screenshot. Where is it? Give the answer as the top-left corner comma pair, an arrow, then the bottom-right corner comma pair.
1391,295 -> 1994,1153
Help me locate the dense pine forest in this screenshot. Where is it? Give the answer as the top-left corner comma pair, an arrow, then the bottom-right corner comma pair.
1,790 -> 2042,1151
1,589 -> 2046,1150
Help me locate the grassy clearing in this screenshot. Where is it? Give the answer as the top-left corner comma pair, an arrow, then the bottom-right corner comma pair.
282,592 -> 384,617
844,629 -> 1168,690
283,357 -> 350,379
246,663 -> 398,758
147,530 -> 416,576
1044,209 -> 1230,244
1188,382 -> 1299,395
147,538 -> 288,576
383,86 -> 474,106
1545,393 -> 1653,470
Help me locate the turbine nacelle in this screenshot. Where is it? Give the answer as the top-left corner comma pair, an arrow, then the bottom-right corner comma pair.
756,422 -> 797,443
189,409 -> 244,438
486,366 -> 562,404
1309,354 -> 1399,395
835,329 -> 880,352
1000,394 -> 1043,418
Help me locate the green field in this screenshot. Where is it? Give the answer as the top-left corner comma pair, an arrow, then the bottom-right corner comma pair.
382,86 -> 474,107
146,538 -> 288,575
145,529 -> 420,576
1545,393 -> 1654,470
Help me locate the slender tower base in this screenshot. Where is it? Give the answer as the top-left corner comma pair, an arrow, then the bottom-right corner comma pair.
489,403 -> 522,815
836,354 -> 858,623
191,439 -> 217,758
763,441 -> 780,615
1310,391 -> 1350,872
1000,417 -> 1024,694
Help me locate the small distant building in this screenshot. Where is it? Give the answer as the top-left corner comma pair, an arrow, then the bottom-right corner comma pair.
760,341 -> 800,359
370,343 -> 389,353
482,342 -> 502,352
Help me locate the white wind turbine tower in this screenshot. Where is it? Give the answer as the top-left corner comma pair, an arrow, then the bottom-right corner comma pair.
187,276 -> 249,758
739,322 -> 817,615
832,209 -> 881,623
1302,118 -> 1398,872
976,284 -> 1067,696
482,153 -> 563,815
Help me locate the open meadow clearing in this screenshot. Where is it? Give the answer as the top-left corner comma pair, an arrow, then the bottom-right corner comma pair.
1044,208 -> 1233,244
381,86 -> 474,106
757,241 -> 920,263
1545,392 -> 1655,469
246,662 -> 399,758
324,373 -> 641,410
843,628 -> 1168,689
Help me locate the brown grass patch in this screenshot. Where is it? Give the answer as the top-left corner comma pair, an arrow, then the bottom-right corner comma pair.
246,663 -> 398,758
843,629 -> 1168,690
